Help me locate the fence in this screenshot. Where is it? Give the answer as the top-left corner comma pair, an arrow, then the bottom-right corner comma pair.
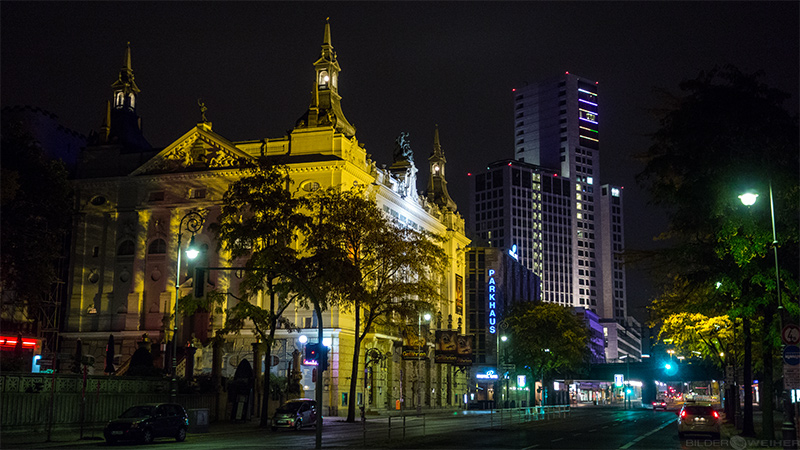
359,405 -> 571,446
1,373 -> 218,434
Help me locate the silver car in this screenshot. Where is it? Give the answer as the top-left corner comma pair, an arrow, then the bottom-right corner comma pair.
677,403 -> 721,439
271,398 -> 320,431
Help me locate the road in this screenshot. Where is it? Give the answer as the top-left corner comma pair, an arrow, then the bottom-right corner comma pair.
10,407 -> 732,449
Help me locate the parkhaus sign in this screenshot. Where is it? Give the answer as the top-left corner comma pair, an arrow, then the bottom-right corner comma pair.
488,269 -> 497,334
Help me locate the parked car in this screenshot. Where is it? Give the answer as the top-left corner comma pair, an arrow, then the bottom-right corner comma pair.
677,403 -> 720,439
103,403 -> 189,444
271,398 -> 320,431
652,400 -> 667,410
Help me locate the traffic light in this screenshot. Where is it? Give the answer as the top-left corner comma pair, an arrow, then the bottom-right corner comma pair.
664,362 -> 677,376
305,343 -> 319,365
193,267 -> 206,299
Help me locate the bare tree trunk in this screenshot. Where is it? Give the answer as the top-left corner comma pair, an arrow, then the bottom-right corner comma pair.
346,306 -> 361,422
760,306 -> 775,440
742,317 -> 755,436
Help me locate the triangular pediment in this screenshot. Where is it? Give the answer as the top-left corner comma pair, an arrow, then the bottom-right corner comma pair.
131,123 -> 253,176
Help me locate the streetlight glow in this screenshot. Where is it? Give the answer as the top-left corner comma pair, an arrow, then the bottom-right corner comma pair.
738,192 -> 758,206
185,235 -> 200,260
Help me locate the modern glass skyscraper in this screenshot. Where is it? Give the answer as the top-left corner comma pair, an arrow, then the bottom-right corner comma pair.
469,73 -> 630,330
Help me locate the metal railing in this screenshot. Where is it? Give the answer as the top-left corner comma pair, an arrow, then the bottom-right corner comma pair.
358,405 -> 571,446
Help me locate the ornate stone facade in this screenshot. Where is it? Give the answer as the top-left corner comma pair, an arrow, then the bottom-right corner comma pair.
64,21 -> 470,416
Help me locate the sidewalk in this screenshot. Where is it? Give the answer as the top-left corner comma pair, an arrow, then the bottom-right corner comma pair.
0,415 -> 361,449
1,419 -> 268,449
721,409 -> 800,450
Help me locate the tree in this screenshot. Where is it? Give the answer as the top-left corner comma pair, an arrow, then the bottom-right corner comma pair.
0,120 -> 73,340
304,186 -> 448,422
186,160 -> 311,428
636,65 -> 799,438
505,302 -> 589,406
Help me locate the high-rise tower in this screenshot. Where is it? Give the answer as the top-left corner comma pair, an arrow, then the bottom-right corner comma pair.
469,73 -> 629,324
513,72 -> 599,183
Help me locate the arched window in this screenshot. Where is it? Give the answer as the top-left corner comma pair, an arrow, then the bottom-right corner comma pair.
148,238 -> 166,254
318,70 -> 329,88
117,240 -> 135,256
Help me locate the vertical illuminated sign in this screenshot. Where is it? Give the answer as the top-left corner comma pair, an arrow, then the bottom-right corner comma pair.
488,269 -> 496,333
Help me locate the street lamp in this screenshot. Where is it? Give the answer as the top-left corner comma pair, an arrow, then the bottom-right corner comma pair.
739,185 -> 781,315
499,335 -> 509,408
740,184 -> 793,448
416,312 -> 431,412
171,210 -> 204,402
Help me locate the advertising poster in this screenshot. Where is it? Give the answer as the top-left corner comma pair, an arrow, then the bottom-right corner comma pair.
434,330 -> 458,364
455,334 -> 473,366
455,274 -> 464,315
402,325 -> 428,360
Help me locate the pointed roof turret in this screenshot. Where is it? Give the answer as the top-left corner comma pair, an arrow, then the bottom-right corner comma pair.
322,17 -> 332,50
90,42 -> 151,152
426,125 -> 457,211
100,101 -> 111,143
294,19 -> 356,137
111,42 -> 141,100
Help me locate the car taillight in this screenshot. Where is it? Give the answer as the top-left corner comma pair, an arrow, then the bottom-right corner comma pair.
712,411 -> 719,419
680,410 -> 687,418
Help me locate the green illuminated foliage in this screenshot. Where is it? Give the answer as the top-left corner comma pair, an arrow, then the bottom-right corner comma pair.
505,302 -> 590,401
304,185 -> 448,422
638,65 -> 799,438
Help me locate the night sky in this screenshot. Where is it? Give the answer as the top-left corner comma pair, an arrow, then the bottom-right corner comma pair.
2,2 -> 798,323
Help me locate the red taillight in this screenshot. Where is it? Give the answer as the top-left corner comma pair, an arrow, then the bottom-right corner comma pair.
680,410 -> 687,418
712,411 -> 719,419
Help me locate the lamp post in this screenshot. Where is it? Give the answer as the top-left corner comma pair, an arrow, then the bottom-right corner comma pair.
498,335 -> 508,408
171,210 -> 203,402
740,184 -> 794,449
417,313 -> 431,412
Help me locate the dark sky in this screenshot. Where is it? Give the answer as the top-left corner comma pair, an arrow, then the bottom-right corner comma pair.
2,2 -> 798,323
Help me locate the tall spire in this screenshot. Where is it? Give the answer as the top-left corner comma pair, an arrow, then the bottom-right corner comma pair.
294,19 -> 356,137
123,41 -> 133,71
93,42 -> 150,152
323,17 -> 332,49
100,101 -> 111,143
111,42 -> 140,112
427,125 -> 457,211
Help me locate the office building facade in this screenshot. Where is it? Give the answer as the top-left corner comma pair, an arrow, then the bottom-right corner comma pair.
468,72 -> 636,360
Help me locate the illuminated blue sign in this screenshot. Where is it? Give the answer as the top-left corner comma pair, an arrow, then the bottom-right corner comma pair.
476,370 -> 499,380
488,269 -> 496,334
508,244 -> 519,261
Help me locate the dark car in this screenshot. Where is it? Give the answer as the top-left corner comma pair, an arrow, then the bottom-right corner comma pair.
677,403 -> 721,439
103,403 -> 189,444
271,398 -> 320,431
652,400 -> 667,410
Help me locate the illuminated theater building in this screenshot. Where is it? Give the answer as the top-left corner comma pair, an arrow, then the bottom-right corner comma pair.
465,247 -> 541,408
63,21 -> 471,417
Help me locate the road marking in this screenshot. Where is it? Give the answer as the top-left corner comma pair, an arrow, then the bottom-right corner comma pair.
551,438 -> 564,442
588,429 -> 597,432
618,420 -> 674,449
521,444 -> 539,449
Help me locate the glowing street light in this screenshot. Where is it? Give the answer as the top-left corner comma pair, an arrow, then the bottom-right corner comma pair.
416,312 -> 431,412
171,210 -> 204,403
738,192 -> 758,206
